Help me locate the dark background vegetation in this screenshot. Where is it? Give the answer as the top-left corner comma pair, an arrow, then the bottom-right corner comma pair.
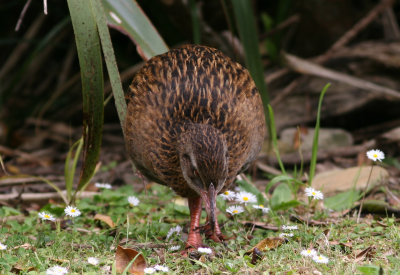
1,0 -> 399,171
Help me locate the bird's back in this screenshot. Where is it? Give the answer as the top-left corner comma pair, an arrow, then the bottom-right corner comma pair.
124,45 -> 265,197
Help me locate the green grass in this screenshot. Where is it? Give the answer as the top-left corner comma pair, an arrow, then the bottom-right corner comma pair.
1,184 -> 400,274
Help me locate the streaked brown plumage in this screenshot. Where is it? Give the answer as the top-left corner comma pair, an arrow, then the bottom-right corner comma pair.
124,44 -> 266,251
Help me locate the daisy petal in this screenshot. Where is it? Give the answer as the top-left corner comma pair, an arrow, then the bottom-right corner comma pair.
366,149 -> 385,162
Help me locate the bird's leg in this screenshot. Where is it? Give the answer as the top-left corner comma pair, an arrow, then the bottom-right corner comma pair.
185,196 -> 203,252
203,216 -> 227,242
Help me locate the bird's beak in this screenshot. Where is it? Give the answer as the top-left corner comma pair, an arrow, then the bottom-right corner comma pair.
200,183 -> 217,233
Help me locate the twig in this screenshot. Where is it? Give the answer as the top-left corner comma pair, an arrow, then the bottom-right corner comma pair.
1,15 -> 45,79
271,77 -> 306,106
0,176 -> 63,187
265,0 -> 394,95
265,68 -> 290,84
255,162 -> 281,176
15,0 -> 33,31
357,165 -> 374,223
0,190 -> 99,202
0,154 -> 8,176
284,53 -> 400,100
264,139 -> 376,166
382,6 -> 400,39
314,0 -> 395,63
260,14 -> 300,40
43,0 -> 48,15
0,145 -> 49,167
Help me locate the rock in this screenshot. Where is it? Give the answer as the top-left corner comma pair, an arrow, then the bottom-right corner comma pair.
312,166 -> 389,195
279,127 -> 353,154
382,126 -> 400,142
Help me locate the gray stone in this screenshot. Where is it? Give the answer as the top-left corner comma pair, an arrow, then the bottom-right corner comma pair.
279,127 -> 353,154
312,166 -> 389,195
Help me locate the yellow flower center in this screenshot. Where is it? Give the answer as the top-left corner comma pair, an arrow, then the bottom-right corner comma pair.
44,214 -> 50,218
243,196 -> 248,201
233,210 -> 238,213
259,204 -> 264,208
224,191 -> 229,195
312,192 -> 316,195
373,154 -> 378,158
71,209 -> 75,213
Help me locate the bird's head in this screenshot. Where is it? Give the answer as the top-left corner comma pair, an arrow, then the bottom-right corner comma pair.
178,123 -> 228,232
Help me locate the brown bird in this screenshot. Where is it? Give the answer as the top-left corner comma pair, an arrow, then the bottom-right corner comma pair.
124,45 -> 266,252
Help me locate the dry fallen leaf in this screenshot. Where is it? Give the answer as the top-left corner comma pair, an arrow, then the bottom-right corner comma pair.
13,243 -> 35,250
115,245 -> 146,275
355,246 -> 376,263
245,237 -> 286,255
94,214 -> 116,228
11,263 -> 35,273
239,221 -> 279,231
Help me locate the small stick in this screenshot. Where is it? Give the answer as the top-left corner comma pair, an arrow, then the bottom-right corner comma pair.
260,14 -> 300,40
357,165 -> 374,223
314,0 -> 395,63
43,0 -> 48,15
15,0 -> 32,31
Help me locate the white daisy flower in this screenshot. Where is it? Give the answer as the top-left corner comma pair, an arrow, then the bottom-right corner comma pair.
252,204 -> 270,213
154,264 -> 169,272
282,225 -> 298,230
0,242 -> 6,250
64,206 -> 81,217
226,205 -> 244,215
235,191 -> 257,204
46,265 -> 68,275
38,212 -> 56,221
305,187 -> 324,200
304,187 -> 324,200
87,257 -> 99,266
128,196 -> 140,206
279,233 -> 294,238
197,247 -> 212,254
166,225 -> 182,240
144,267 -> 156,274
219,190 -> 236,200
313,254 -> 329,264
301,249 -> 317,257
95,182 -> 112,189
169,245 -> 181,252
366,149 -> 385,162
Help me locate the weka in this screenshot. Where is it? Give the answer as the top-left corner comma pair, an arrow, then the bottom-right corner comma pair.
124,45 -> 266,251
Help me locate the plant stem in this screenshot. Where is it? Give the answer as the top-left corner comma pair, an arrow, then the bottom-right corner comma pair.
357,165 -> 374,223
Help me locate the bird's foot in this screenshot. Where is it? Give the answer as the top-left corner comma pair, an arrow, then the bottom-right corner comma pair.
200,222 -> 229,243
181,242 -> 210,256
182,243 -> 215,260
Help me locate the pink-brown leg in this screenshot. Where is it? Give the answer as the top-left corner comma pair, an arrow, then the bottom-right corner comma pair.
185,196 -> 203,251
204,217 -> 227,242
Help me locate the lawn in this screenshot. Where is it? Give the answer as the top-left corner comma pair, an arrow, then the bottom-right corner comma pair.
1,180 -> 400,274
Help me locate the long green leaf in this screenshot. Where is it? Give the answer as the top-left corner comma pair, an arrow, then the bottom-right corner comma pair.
67,0 -> 104,198
231,0 -> 270,126
265,174 -> 296,194
308,83 -> 330,184
91,0 -> 127,129
37,177 -> 68,204
64,138 -> 83,202
189,0 -> 201,44
268,105 -> 286,174
102,0 -> 169,60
